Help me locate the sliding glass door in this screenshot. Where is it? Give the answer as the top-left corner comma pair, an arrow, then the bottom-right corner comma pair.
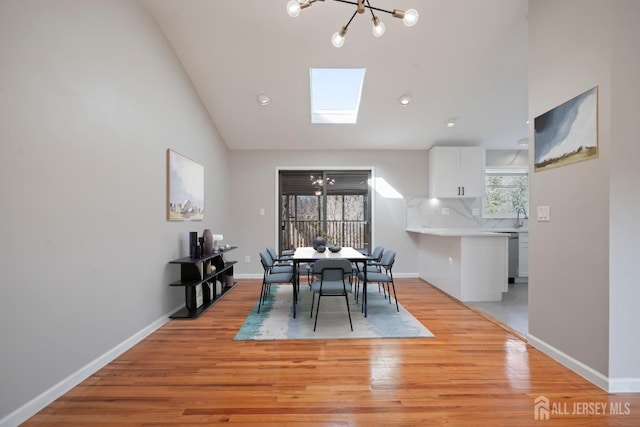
278,170 -> 371,253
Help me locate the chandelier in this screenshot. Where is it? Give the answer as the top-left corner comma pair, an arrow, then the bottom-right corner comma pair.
286,0 -> 418,48
310,174 -> 335,195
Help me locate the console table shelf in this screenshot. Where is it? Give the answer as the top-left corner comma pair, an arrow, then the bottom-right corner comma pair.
169,261 -> 237,287
168,246 -> 237,319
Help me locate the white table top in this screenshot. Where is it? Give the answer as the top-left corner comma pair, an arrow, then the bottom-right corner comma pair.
293,246 -> 367,261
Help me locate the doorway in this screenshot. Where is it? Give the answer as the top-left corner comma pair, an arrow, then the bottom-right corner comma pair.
278,169 -> 372,253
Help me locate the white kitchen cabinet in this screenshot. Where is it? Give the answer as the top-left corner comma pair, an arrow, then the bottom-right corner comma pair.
518,232 -> 529,277
428,146 -> 485,198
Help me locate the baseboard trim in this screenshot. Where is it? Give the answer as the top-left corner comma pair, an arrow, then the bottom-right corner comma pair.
608,378 -> 640,393
530,334 -> 640,392
234,273 -> 262,279
527,333 -> 609,392
394,272 -> 420,278
0,305 -> 181,427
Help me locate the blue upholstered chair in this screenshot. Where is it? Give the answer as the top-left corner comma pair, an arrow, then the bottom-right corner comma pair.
354,246 -> 384,302
309,259 -> 354,332
356,250 -> 399,312
258,250 -> 294,313
266,247 -> 293,266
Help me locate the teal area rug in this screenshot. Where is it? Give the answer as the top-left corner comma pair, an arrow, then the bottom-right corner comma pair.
235,284 -> 434,340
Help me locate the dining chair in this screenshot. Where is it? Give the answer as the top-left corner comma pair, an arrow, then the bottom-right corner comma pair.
258,251 -> 294,313
309,259 -> 354,332
262,249 -> 293,274
354,246 -> 384,303
267,247 -> 293,265
356,250 -> 399,312
266,247 -> 310,290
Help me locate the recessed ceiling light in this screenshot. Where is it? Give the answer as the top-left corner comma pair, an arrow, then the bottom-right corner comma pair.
257,93 -> 270,106
446,119 -> 456,128
399,95 -> 411,106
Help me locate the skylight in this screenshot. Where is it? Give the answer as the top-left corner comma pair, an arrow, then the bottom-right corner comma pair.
310,67 -> 366,124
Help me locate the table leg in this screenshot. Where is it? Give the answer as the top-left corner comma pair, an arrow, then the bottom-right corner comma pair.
292,260 -> 298,318
363,264 -> 368,317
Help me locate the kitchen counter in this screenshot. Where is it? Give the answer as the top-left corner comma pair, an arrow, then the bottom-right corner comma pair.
479,227 -> 528,233
409,228 -> 509,302
406,227 -> 527,236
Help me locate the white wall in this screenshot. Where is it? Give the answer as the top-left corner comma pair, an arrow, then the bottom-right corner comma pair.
528,0 -> 611,378
529,0 -> 640,391
228,150 -> 429,277
486,149 -> 528,168
0,0 -> 230,422
609,0 -> 640,388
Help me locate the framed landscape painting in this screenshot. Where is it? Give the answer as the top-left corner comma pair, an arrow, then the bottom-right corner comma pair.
534,86 -> 598,171
167,149 -> 204,221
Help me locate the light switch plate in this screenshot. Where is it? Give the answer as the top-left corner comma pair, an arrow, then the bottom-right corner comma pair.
442,208 -> 450,216
259,208 -> 265,216
537,205 -> 550,221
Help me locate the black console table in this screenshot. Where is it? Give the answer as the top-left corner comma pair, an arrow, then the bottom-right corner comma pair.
168,246 -> 237,319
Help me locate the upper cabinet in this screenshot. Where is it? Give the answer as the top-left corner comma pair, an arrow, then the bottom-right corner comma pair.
428,146 -> 486,198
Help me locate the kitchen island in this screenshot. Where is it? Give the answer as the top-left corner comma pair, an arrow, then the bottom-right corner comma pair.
407,228 -> 509,302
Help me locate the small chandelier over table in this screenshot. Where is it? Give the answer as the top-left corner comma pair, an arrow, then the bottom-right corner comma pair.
310,174 -> 335,196
286,0 -> 418,48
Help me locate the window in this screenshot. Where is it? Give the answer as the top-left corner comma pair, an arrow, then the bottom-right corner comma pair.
310,68 -> 366,124
482,168 -> 528,218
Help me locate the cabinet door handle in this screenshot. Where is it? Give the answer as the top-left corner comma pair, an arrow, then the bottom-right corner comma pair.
457,186 -> 461,196
461,186 -> 465,196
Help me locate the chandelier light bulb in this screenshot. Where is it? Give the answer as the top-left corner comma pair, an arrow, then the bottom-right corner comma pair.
331,28 -> 347,48
286,0 -> 301,17
403,9 -> 419,27
372,17 -> 385,37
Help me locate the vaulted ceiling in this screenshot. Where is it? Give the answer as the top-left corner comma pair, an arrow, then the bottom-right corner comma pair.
141,0 -> 528,151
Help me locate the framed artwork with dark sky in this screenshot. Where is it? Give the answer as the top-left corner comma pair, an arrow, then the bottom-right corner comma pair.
534,86 -> 598,171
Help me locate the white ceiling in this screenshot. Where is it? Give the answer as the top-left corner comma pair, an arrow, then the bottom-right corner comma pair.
140,0 -> 529,151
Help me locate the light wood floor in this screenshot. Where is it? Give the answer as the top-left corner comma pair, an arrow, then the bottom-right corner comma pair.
25,279 -> 640,426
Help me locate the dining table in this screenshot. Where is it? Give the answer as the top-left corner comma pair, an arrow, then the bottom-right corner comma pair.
291,246 -> 370,318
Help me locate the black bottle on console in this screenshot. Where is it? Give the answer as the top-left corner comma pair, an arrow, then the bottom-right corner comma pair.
190,232 -> 198,258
